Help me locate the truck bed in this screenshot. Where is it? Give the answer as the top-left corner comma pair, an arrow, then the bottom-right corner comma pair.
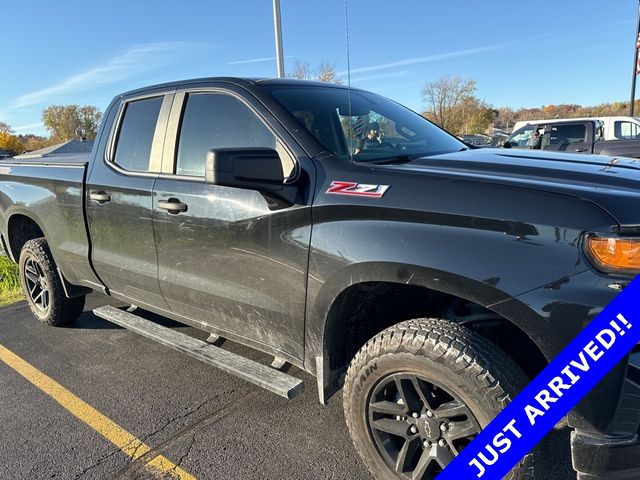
0,154 -> 100,291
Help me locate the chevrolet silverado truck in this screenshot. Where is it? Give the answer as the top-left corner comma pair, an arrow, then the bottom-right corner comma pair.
503,118 -> 640,158
1,78 -> 639,480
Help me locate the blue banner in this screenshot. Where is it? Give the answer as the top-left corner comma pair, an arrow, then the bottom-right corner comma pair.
437,276 -> 640,480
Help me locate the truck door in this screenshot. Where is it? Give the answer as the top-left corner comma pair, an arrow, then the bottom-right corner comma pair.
542,122 -> 592,154
151,88 -> 313,361
86,92 -> 173,308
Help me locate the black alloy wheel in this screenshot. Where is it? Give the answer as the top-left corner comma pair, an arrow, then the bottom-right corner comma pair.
368,373 -> 480,479
19,238 -> 85,326
23,257 -> 51,313
343,318 -> 537,480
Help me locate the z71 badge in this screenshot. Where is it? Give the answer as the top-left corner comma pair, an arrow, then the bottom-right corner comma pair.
326,181 -> 390,198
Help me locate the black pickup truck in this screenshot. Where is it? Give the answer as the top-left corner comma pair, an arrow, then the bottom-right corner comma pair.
504,118 -> 640,158
1,78 -> 640,480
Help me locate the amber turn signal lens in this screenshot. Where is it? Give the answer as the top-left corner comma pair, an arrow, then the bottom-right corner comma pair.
587,236 -> 640,272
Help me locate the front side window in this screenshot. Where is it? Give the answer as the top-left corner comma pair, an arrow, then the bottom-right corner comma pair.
507,126 -> 534,147
113,96 -> 164,172
176,93 -> 277,177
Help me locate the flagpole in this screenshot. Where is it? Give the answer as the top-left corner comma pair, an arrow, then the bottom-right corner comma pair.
630,0 -> 640,116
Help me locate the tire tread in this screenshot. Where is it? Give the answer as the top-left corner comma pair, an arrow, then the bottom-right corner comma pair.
343,318 -> 535,480
19,238 -> 85,327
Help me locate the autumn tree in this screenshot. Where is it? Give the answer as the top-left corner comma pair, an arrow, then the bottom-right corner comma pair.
494,107 -> 517,131
289,61 -> 342,84
315,62 -> 342,84
19,134 -> 54,152
422,76 -> 493,135
290,61 -> 313,80
42,105 -> 102,142
0,131 -> 24,154
0,121 -> 12,134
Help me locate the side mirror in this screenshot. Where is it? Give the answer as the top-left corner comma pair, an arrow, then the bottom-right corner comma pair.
502,141 -> 512,149
205,148 -> 284,191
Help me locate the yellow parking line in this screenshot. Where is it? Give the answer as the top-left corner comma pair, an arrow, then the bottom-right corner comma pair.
0,344 -> 196,480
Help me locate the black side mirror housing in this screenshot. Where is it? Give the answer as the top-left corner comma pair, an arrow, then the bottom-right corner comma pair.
205,148 -> 284,191
502,141 -> 512,149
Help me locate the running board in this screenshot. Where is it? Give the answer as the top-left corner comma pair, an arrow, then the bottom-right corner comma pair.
93,305 -> 304,399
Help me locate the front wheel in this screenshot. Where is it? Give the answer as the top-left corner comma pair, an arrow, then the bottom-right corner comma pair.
343,318 -> 536,480
19,238 -> 85,326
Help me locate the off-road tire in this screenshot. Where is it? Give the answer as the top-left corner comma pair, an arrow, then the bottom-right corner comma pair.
343,318 -> 536,480
19,238 -> 85,326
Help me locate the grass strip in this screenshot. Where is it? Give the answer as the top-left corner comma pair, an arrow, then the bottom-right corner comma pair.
0,253 -> 23,307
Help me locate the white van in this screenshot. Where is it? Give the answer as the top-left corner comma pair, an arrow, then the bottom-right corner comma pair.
512,116 -> 640,141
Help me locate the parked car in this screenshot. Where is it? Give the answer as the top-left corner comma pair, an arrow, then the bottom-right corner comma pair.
504,118 -> 640,158
1,78 -> 639,480
513,116 -> 640,141
461,134 -> 492,146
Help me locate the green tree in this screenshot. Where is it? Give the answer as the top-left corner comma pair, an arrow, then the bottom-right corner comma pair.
42,105 -> 102,142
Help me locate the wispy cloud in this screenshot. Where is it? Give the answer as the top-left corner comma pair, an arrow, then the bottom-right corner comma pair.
229,56 -> 277,65
351,70 -> 411,83
229,55 -> 294,65
338,44 -> 508,76
10,42 -> 206,109
13,122 -> 44,132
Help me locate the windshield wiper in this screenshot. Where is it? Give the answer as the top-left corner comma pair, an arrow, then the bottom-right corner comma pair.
366,154 -> 415,164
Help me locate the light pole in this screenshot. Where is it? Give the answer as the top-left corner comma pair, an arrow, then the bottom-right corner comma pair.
272,0 -> 285,78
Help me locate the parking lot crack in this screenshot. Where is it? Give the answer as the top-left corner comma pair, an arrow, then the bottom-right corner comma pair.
74,447 -> 125,479
74,394 -> 230,479
170,435 -> 196,474
114,388 -> 264,479
139,392 -> 233,446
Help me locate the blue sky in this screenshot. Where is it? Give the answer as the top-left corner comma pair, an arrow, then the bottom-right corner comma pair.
1,0 -> 638,136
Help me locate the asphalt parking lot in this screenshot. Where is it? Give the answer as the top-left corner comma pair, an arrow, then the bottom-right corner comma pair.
0,295 -> 577,480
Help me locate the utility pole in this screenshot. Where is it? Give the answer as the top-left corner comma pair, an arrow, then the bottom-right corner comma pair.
630,0 -> 640,116
272,0 -> 285,78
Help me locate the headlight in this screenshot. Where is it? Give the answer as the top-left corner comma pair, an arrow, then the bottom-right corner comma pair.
585,234 -> 640,274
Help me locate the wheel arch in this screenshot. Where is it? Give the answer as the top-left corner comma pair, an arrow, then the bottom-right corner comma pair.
310,262 -> 549,403
6,212 -> 47,261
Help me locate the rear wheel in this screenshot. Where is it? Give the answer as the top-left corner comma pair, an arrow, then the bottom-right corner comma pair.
19,238 -> 85,326
343,318 -> 536,480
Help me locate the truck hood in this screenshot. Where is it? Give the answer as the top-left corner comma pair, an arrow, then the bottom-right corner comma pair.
375,148 -> 640,226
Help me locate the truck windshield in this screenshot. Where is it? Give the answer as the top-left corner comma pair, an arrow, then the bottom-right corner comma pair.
262,85 -> 465,162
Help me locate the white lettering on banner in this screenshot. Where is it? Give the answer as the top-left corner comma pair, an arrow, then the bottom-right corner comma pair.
469,314 -> 633,478
468,420 -> 522,478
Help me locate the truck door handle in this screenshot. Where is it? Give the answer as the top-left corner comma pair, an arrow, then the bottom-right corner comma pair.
158,199 -> 188,214
574,148 -> 588,152
90,191 -> 111,204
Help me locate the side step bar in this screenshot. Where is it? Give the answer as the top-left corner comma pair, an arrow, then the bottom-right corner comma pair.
93,305 -> 304,400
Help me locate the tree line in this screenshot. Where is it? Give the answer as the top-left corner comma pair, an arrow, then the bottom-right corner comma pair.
0,105 -> 102,155
288,64 -> 636,137
1,65 -> 637,154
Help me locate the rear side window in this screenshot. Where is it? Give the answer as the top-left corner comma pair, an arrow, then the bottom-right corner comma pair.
113,96 -> 163,172
548,124 -> 586,145
176,93 -> 276,177
614,121 -> 640,140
